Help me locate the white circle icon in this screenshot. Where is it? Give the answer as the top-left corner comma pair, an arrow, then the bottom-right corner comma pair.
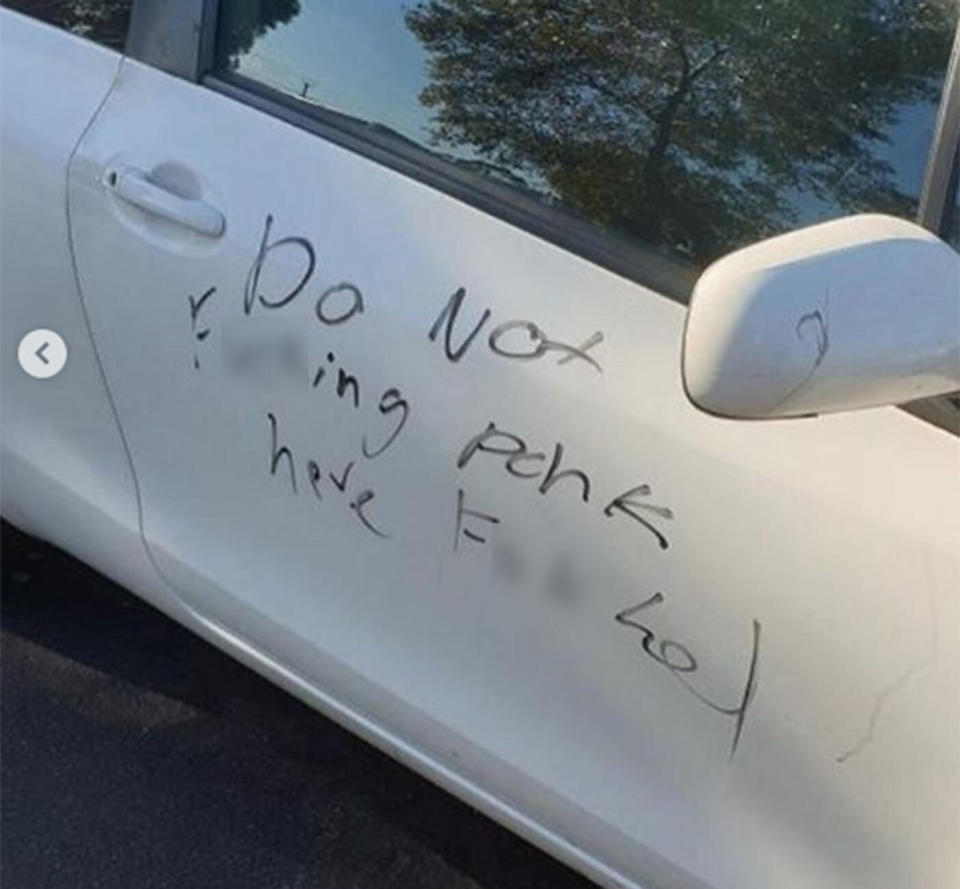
18,329 -> 68,379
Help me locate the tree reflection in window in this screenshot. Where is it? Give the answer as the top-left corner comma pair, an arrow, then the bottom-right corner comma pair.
406,0 -> 956,264
214,1 -> 956,267
5,0 -> 132,51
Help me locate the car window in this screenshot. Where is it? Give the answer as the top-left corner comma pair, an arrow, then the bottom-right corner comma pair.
4,0 -> 131,51
215,1 -> 957,270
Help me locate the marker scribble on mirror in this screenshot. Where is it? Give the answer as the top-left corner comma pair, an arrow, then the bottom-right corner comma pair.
768,290 -> 831,411
797,305 -> 829,368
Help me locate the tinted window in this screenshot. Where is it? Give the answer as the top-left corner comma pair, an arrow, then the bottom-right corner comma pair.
215,1 -> 958,267
5,0 -> 131,51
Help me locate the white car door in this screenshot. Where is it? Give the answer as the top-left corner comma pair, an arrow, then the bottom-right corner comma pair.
67,3 -> 959,888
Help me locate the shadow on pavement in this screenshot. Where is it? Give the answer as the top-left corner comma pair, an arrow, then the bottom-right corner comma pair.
1,520 -> 597,889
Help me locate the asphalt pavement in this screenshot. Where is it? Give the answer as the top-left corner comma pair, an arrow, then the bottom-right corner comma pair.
1,520 -> 597,889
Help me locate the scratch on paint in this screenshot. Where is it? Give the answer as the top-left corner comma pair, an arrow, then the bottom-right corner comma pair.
835,661 -> 928,764
836,557 -> 939,764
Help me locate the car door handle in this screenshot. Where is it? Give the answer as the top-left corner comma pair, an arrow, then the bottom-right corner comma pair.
106,167 -> 225,238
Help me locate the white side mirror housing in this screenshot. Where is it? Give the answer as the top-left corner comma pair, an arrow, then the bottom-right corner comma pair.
682,214 -> 959,419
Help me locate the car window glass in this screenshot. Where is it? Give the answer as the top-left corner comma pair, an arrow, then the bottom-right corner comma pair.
215,1 -> 958,268
5,0 -> 131,52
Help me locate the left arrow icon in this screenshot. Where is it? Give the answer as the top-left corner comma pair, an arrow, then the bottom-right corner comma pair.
18,329 -> 67,379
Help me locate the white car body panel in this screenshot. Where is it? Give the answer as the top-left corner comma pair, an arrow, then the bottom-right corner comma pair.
2,11 -> 958,889
0,15 -> 144,569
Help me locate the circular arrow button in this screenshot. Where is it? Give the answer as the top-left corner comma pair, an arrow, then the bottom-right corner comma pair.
18,329 -> 68,379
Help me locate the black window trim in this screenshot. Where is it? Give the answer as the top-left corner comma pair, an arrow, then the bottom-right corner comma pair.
918,26 -> 960,237
910,25 -> 960,437
125,0 -> 216,83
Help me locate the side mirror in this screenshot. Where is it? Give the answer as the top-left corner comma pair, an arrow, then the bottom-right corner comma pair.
682,214 -> 959,419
